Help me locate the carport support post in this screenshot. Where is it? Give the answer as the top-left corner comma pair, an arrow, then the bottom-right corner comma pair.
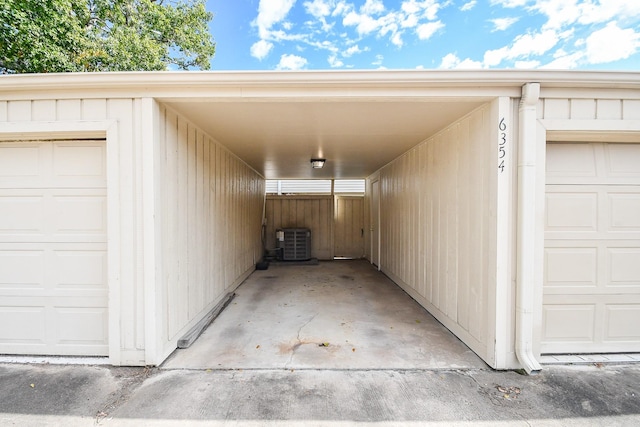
515,83 -> 543,374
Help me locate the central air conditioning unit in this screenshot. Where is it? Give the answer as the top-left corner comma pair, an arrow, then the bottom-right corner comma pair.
276,228 -> 311,261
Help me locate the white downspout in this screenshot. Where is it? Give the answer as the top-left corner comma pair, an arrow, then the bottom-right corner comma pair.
515,82 -> 542,374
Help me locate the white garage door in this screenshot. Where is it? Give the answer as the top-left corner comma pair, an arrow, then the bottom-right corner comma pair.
0,140 -> 108,356
543,142 -> 640,354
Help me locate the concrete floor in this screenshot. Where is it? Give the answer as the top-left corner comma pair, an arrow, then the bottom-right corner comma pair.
164,260 -> 486,370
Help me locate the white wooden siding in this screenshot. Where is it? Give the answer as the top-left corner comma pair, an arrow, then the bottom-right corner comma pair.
0,98 -> 146,364
0,98 -> 265,366
265,196 -> 333,260
157,106 -> 265,359
539,98 -> 640,121
334,196 -> 365,258
371,104 -> 498,364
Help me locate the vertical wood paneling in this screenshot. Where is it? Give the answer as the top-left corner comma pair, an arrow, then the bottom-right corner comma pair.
159,106 -> 264,344
570,99 -> 596,119
265,196 -> 333,260
0,96 -> 265,364
57,99 -> 82,120
0,101 -> 7,121
107,98 -> 138,352
7,100 -> 31,121
623,100 -> 640,119
596,99 -> 622,119
334,196 -> 364,258
31,100 -> 56,120
375,104 -> 494,360
542,97 -> 634,120
82,99 -> 108,120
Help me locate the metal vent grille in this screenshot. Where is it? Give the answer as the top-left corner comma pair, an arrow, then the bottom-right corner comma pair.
278,228 -> 311,261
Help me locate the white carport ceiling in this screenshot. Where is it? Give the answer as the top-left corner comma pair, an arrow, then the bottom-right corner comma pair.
165,99 -> 484,179
6,70 -> 637,180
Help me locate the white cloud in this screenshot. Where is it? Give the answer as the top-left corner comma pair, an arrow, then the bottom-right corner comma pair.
578,1 -> 640,25
440,53 -> 460,69
528,1 -> 640,31
491,17 -> 519,31
372,54 -> 384,66
514,60 -> 540,69
439,53 -> 483,69
483,29 -> 559,66
255,0 -> 297,39
343,11 -> 380,35
304,0 -> 333,17
585,21 -> 640,64
460,1 -> 476,11
276,54 -> 309,70
490,0 -> 528,8
401,0 -> 441,20
540,51 -> 584,69
361,0 -> 385,15
304,0 -> 335,31
416,21 -> 444,40
343,44 -> 368,57
250,40 -> 274,60
328,54 -> 344,67
391,31 -> 404,46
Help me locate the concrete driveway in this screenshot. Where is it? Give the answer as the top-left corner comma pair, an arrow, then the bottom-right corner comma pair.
1,261 -> 639,426
163,260 -> 486,371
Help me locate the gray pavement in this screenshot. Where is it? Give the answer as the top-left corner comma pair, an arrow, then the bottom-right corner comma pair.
0,362 -> 639,426
1,262 -> 639,425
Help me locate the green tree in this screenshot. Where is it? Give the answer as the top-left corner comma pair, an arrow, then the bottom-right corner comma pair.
0,0 -> 215,73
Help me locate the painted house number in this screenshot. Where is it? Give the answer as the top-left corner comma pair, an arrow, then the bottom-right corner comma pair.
498,117 -> 507,173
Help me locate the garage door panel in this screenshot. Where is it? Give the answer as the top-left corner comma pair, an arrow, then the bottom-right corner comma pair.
542,304 -> 595,343
544,247 -> 597,287
0,250 -> 45,288
544,142 -> 640,354
0,140 -> 108,357
55,307 -> 108,344
0,144 -> 45,186
545,243 -> 640,294
605,305 -> 640,341
546,143 -> 598,182
608,191 -> 640,231
0,306 -> 46,343
1,190 -> 107,241
545,192 -> 597,231
608,248 -> 640,285
53,250 -> 106,289
52,195 -> 107,235
0,196 -> 45,233
605,143 -> 640,180
51,143 -> 106,187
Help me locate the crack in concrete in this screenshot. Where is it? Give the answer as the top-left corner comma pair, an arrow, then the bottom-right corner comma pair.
285,314 -> 317,369
95,366 -> 155,425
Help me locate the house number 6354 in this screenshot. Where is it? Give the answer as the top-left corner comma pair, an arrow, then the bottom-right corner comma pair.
498,118 -> 507,173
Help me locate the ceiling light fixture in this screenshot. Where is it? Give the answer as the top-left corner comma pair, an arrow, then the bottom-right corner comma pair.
310,158 -> 326,169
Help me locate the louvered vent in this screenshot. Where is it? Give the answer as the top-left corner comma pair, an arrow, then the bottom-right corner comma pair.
277,228 -> 311,261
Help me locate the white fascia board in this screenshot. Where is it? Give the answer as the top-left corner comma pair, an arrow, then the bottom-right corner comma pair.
2,70 -> 640,101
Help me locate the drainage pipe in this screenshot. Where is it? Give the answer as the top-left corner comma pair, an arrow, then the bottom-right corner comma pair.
515,82 -> 542,374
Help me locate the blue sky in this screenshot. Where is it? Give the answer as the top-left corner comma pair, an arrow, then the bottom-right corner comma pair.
205,0 -> 640,71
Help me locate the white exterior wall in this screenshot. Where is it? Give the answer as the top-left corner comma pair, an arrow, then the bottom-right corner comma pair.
0,97 -> 147,365
0,97 -> 264,366
151,104 -> 264,363
368,100 -> 517,368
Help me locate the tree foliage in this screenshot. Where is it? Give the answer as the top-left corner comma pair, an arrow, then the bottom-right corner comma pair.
0,0 -> 215,73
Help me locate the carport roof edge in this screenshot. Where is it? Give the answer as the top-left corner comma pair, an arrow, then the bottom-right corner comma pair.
1,69 -> 640,97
